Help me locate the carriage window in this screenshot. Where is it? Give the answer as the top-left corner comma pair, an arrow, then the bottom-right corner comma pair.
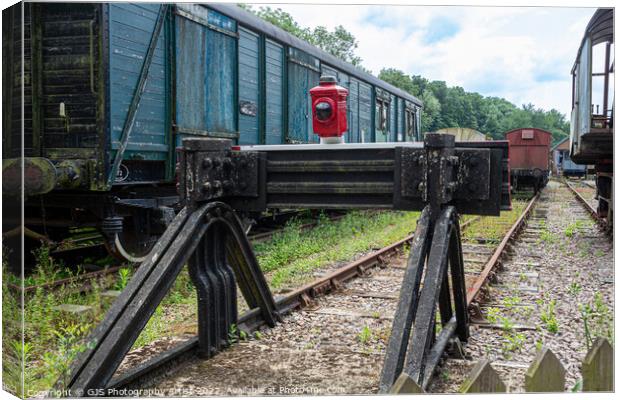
375,99 -> 390,141
591,41 -> 614,128
376,100 -> 388,131
405,109 -> 417,141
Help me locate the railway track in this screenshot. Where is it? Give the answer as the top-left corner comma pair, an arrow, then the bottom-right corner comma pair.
99,197 -> 537,394
10,211 -> 347,295
564,179 -> 611,233
428,180 -> 613,392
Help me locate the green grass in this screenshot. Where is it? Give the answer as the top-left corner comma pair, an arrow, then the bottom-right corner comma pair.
461,200 -> 527,242
254,210 -> 420,290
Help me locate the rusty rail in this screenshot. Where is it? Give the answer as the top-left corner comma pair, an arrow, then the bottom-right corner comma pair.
564,180 -> 610,233
466,193 -> 539,305
8,266 -> 122,294
276,215 -> 480,313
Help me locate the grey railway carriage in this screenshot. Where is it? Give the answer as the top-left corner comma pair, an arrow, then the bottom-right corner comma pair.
2,2 -> 422,262
569,8 -> 613,222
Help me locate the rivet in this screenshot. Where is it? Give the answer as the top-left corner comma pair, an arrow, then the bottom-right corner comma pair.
202,158 -> 212,169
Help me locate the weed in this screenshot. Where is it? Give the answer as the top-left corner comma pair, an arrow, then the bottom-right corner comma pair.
539,228 -> 555,244
535,338 -> 543,352
485,307 -> 501,324
502,332 -> 525,357
228,324 -> 240,345
358,326 -> 372,345
564,223 -> 577,238
254,331 -> 263,340
539,300 -> 559,334
502,295 -> 521,309
115,267 -> 132,290
580,292 -> 613,348
521,306 -> 534,319
42,323 -> 95,390
371,311 -> 381,319
500,316 -> 515,332
567,281 -> 582,296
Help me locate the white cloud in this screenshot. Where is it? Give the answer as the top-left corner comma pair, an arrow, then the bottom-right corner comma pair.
257,3 -> 596,117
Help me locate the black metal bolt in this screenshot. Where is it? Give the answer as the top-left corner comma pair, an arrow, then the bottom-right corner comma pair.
202,158 -> 212,169
213,180 -> 222,191
202,182 -> 212,193
223,180 -> 233,191
223,158 -> 233,170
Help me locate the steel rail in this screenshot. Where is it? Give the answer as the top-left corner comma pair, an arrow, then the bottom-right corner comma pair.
466,193 -> 539,305
11,212 -> 348,295
564,180 -> 609,233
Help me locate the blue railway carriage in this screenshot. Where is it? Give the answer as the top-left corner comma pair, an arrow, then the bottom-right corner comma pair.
2,3 -> 422,262
550,138 -> 586,177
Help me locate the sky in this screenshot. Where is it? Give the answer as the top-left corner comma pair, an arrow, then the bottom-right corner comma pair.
256,3 -> 597,118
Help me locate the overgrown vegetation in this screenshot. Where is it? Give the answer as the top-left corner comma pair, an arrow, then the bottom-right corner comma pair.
484,305 -> 525,358
461,200 -> 527,242
579,292 -> 614,349
254,210 -> 421,289
538,299 -> 559,334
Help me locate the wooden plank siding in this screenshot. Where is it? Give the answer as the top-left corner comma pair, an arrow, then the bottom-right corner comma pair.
264,39 -> 284,144
237,27 -> 260,144
108,3 -> 168,161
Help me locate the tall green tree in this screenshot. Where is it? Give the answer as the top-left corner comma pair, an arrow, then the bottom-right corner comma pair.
379,68 -> 570,144
240,4 -> 362,66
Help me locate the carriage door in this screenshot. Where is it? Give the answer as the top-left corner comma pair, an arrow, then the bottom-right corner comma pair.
287,47 -> 320,143
374,88 -> 390,142
238,27 -> 260,144
175,5 -> 237,147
